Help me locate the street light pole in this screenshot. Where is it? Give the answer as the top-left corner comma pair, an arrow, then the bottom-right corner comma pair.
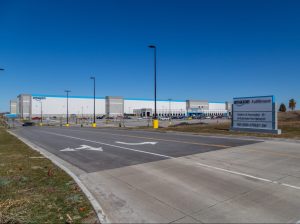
90,76 -> 96,128
148,45 -> 158,129
168,98 -> 172,125
65,90 -> 71,127
168,98 -> 172,117
40,101 -> 43,126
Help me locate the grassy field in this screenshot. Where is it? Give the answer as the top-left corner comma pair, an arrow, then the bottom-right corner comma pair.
0,127 -> 98,224
161,111 -> 300,139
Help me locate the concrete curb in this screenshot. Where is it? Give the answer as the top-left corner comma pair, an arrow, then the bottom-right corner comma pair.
8,130 -> 109,224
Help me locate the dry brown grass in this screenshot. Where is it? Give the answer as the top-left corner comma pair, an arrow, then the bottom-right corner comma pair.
161,112 -> 300,139
278,110 -> 300,122
0,127 -> 98,224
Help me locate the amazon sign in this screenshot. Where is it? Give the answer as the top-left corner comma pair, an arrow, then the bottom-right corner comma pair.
231,95 -> 281,134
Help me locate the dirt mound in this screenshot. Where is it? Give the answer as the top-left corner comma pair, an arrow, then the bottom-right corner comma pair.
278,110 -> 300,122
169,122 -> 207,127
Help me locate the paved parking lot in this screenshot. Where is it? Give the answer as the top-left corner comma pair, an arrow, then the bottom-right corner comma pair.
12,126 -> 300,223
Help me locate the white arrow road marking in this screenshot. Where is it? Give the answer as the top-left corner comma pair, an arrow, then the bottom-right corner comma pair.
115,141 -> 157,145
75,145 -> 90,150
60,147 -> 76,152
80,145 -> 103,151
60,145 -> 103,152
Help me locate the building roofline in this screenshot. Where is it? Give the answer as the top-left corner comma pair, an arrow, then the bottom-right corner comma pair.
31,94 -> 226,104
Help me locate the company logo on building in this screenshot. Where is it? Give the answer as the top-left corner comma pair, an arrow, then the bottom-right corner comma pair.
234,99 -> 250,107
33,96 -> 46,100
234,99 -> 271,107
252,99 -> 271,104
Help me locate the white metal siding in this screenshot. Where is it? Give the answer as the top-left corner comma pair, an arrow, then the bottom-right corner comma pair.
31,97 -> 105,116
124,100 -> 186,114
209,103 -> 226,110
30,95 -> 227,117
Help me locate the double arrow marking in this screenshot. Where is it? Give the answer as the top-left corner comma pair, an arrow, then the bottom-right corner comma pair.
60,141 -> 156,152
60,145 -> 103,152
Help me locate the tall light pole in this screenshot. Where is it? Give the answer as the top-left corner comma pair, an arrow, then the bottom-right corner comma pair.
148,45 -> 158,129
168,98 -> 172,117
65,90 -> 71,127
40,100 -> 43,126
90,76 -> 96,128
168,98 -> 172,125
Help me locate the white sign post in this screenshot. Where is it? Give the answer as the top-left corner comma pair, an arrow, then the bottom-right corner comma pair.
231,95 -> 281,134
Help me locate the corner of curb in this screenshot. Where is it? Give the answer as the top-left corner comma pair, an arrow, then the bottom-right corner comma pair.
7,130 -> 109,224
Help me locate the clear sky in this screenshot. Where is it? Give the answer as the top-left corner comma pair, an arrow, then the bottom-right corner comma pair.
1,0 -> 299,112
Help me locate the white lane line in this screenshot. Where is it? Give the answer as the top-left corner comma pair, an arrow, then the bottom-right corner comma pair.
116,141 -> 157,145
60,147 -> 76,152
191,161 -> 300,190
40,130 -> 300,191
40,131 -> 172,159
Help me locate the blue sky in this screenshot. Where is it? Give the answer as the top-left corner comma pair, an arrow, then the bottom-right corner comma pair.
1,0 -> 299,111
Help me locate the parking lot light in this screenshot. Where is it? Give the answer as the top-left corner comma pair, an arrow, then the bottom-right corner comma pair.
148,45 -> 159,129
90,76 -> 96,128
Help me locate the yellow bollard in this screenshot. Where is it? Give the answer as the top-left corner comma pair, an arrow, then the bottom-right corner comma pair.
92,123 -> 97,128
153,119 -> 159,129
65,123 -> 70,127
39,123 -> 43,127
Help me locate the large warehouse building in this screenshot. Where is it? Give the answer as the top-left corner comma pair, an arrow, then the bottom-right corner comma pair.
13,93 -> 231,119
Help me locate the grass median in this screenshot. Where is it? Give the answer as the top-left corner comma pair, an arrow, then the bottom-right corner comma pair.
161,111 -> 300,139
162,120 -> 300,139
0,127 -> 98,224
157,111 -> 300,140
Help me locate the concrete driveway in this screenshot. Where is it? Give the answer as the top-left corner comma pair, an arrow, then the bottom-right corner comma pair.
11,126 -> 300,223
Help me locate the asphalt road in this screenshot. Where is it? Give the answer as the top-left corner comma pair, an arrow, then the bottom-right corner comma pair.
12,126 -> 300,223
12,126 -> 257,172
